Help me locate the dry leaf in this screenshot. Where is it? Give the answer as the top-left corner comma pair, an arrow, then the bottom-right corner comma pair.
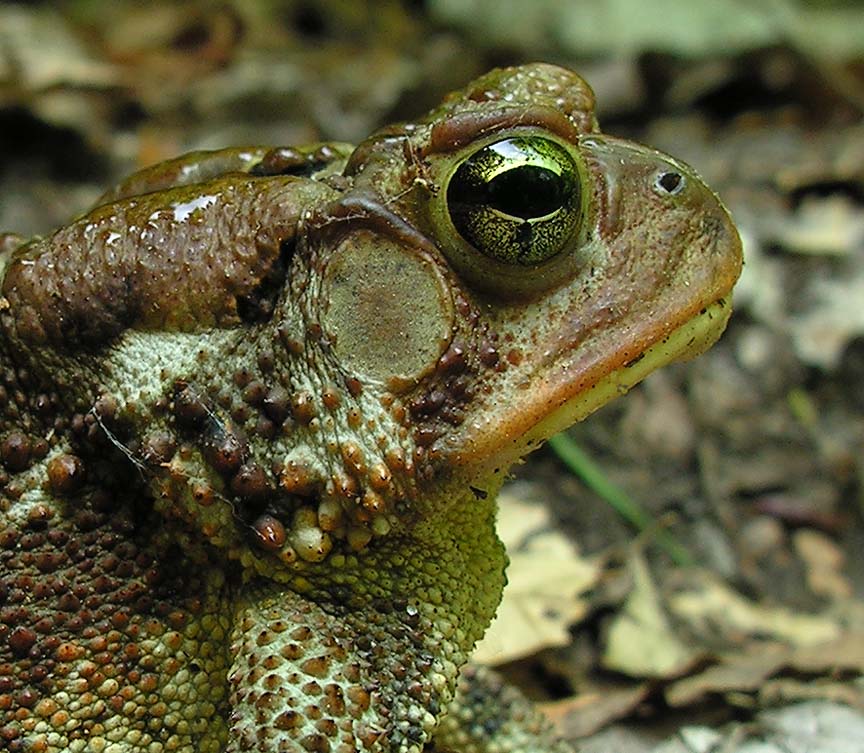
668,571 -> 842,646
602,552 -> 701,677
793,529 -> 853,600
0,7 -> 118,93
474,486 -> 601,665
790,632 -> 864,674
666,632 -> 864,708
666,644 -> 788,707
775,195 -> 864,256
759,679 -> 864,710
544,682 -> 651,739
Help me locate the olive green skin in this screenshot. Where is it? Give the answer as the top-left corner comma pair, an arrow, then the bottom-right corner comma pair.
0,64 -> 741,753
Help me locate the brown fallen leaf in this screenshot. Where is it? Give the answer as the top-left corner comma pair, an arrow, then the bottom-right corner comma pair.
603,551 -> 703,678
666,632 -> 864,708
667,570 -> 842,647
665,643 -> 788,707
760,678 -> 864,710
789,632 -> 864,675
793,529 -> 853,600
542,682 -> 652,739
474,486 -> 602,665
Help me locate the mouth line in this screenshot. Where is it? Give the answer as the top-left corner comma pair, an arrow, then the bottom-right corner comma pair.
519,295 -> 733,450
441,294 -> 735,474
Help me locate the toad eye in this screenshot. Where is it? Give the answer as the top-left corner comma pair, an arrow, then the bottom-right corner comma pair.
446,136 -> 582,265
654,170 -> 686,196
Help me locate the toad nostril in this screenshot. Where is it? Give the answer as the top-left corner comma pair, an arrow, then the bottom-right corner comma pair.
655,170 -> 685,195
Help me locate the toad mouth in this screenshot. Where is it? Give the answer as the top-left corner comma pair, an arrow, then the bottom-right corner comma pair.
443,295 -> 734,472
522,295 -> 733,448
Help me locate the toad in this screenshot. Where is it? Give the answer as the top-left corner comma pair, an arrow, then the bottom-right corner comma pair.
0,64 -> 741,752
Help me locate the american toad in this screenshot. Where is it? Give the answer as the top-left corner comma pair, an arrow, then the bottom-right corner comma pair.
0,64 -> 741,752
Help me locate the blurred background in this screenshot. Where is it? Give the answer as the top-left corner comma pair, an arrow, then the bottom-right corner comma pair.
1,2 -> 863,751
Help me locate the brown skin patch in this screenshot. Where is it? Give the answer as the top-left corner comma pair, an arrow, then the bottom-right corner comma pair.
45,454 -> 86,495
0,488 -> 232,751
1,178 -> 337,348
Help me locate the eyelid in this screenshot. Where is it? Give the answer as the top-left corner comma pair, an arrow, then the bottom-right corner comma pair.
425,106 -> 580,155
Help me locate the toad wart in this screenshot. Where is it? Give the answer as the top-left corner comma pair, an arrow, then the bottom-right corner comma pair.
0,64 -> 741,752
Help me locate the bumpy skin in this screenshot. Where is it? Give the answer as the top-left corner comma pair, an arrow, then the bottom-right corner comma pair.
0,64 -> 741,752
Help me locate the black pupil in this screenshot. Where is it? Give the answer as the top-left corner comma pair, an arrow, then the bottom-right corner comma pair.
487,165 -> 565,219
658,171 -> 682,193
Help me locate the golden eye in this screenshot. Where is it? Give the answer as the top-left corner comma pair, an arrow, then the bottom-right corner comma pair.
446,137 -> 582,265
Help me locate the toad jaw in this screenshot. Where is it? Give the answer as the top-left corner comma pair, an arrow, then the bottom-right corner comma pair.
517,295 -> 733,455
438,292 -> 736,479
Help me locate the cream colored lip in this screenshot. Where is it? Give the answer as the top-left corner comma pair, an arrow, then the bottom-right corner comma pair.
443,295 -> 734,473
518,296 -> 733,451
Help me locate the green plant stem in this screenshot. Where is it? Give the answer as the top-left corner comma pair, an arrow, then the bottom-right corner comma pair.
547,433 -> 693,567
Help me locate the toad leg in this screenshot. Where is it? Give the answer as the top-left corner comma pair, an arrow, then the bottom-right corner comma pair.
226,492 -> 509,753
433,665 -> 573,753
